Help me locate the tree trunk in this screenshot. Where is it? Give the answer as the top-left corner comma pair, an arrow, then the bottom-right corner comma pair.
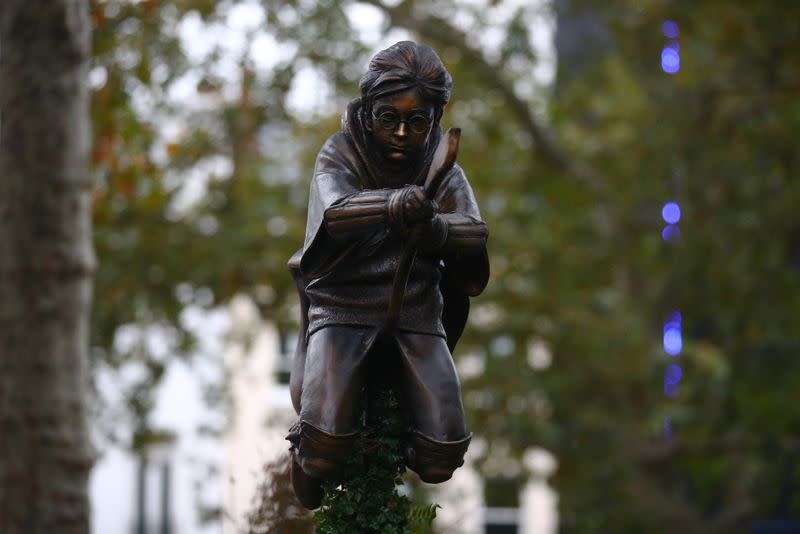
0,1 -> 94,532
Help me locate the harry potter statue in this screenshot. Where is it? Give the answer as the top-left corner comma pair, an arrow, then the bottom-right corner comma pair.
286,41 -> 489,509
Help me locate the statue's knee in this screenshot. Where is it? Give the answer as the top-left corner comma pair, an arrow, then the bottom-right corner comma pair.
405,431 -> 472,484
287,420 -> 358,482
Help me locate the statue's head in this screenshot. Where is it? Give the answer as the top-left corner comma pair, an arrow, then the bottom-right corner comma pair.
359,41 -> 452,165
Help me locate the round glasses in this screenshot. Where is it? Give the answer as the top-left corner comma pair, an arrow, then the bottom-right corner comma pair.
373,111 -> 432,134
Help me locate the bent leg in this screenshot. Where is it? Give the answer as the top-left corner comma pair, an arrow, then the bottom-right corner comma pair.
293,326 -> 376,480
394,332 -> 471,483
289,326 -> 378,508
299,326 -> 377,434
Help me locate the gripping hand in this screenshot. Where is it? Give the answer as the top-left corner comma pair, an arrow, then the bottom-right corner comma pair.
388,185 -> 437,230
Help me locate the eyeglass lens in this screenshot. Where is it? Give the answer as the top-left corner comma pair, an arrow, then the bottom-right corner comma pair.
377,112 -> 430,133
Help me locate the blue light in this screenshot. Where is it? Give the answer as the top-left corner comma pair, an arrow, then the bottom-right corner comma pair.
664,364 -> 682,397
661,47 -> 680,74
661,224 -> 681,242
664,382 -> 679,398
663,320 -> 680,333
664,311 -> 682,333
664,364 -> 683,385
663,328 -> 682,355
662,20 -> 679,39
662,201 -> 681,224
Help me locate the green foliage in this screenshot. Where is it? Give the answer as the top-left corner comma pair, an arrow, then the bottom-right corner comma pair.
267,1 -> 800,530
89,0 -> 314,441
247,455 -> 314,534
313,389 -> 438,534
90,0 -> 800,531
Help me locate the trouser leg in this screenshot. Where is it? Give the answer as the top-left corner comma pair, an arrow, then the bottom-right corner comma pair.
394,332 -> 471,483
288,326 -> 378,509
292,326 -> 376,481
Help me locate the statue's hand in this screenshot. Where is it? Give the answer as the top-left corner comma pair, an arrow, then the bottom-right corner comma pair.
408,214 -> 448,253
389,185 -> 438,229
405,188 -> 437,224
388,185 -> 437,228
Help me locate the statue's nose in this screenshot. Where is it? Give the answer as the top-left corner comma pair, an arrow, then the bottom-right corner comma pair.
394,121 -> 408,138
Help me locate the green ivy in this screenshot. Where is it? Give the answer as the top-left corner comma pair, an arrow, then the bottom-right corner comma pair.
314,388 -> 437,534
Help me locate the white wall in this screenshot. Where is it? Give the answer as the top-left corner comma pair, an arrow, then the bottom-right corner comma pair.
221,296 -> 295,534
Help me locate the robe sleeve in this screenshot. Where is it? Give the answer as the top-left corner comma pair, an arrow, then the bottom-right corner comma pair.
299,133 -> 365,277
433,164 -> 490,297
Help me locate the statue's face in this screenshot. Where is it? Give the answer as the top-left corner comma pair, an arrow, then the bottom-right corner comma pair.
370,88 -> 434,164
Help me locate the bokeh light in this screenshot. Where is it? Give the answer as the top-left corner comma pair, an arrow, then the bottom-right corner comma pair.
664,363 -> 682,396
664,364 -> 683,384
662,201 -> 681,224
664,382 -> 679,398
662,20 -> 680,39
661,224 -> 681,242
664,311 -> 682,333
663,328 -> 682,355
661,47 -> 680,74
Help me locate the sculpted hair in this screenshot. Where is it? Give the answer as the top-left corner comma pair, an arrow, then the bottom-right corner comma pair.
359,41 -> 453,124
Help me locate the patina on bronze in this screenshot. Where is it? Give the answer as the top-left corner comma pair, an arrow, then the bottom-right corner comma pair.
286,41 -> 489,510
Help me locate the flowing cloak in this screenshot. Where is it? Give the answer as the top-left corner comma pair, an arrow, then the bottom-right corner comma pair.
288,99 -> 489,413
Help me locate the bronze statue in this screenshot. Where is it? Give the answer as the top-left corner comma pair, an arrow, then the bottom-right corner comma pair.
286,41 -> 489,510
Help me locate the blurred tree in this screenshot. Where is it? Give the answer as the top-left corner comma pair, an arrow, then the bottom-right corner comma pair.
247,455 -> 314,534
260,1 -> 800,532
0,1 -> 94,532
87,0 -> 338,523
86,0 -> 800,532
545,3 -> 800,531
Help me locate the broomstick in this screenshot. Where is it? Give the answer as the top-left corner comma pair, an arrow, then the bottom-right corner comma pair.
383,128 -> 461,333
